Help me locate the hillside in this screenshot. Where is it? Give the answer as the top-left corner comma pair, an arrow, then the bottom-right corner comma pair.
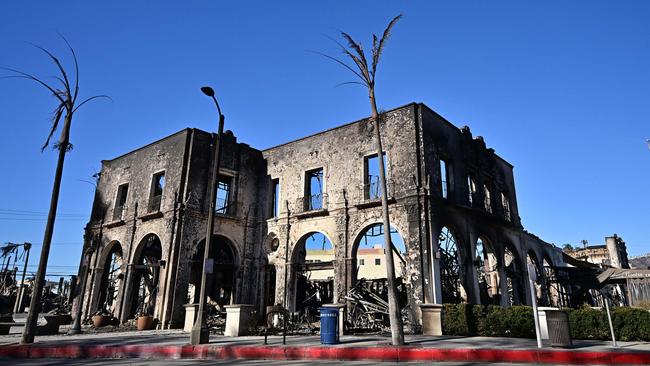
630,254 -> 650,269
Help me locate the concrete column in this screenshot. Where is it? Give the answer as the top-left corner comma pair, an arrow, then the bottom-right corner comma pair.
605,235 -> 621,268
224,304 -> 254,336
419,303 -> 443,335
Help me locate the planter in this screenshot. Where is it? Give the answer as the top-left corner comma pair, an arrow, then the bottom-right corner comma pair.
137,315 -> 155,331
92,314 -> 112,328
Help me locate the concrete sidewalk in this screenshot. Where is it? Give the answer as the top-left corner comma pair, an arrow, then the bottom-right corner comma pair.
1,329 -> 649,364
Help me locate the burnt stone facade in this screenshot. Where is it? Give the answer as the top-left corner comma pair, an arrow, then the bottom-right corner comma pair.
79,103 -> 566,329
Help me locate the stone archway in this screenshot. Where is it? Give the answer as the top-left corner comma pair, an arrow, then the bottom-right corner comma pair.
348,223 -> 407,330
475,236 -> 500,305
288,231 -> 335,313
504,244 -> 524,306
97,241 -> 124,316
127,234 -> 163,319
188,235 -> 239,310
526,251 -> 543,304
438,226 -> 465,303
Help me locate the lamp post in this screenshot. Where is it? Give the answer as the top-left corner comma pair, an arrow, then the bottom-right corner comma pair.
190,86 -> 225,345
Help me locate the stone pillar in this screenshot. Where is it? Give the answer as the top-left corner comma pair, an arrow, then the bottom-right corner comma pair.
224,304 -> 254,336
605,235 -> 622,268
429,223 -> 442,304
419,303 -> 443,336
183,303 -> 199,332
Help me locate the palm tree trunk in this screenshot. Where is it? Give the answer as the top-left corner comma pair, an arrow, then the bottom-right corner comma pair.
369,89 -> 404,345
21,114 -> 71,344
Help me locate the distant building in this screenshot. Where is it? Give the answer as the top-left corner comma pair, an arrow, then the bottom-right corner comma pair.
564,234 -> 630,269
305,246 -> 406,281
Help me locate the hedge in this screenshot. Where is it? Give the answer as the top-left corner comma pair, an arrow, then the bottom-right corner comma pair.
441,304 -> 650,341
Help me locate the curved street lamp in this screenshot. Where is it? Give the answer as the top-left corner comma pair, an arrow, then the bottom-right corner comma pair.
190,86 -> 225,345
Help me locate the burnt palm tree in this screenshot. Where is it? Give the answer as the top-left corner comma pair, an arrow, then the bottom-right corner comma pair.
1,39 -> 108,343
319,15 -> 404,345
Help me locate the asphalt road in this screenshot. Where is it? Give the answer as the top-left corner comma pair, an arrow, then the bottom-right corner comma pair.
0,359 -> 560,366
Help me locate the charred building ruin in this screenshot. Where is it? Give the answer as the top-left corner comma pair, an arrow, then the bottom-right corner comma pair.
78,103 -> 568,329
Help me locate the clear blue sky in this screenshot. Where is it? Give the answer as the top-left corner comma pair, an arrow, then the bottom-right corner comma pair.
1,1 -> 648,279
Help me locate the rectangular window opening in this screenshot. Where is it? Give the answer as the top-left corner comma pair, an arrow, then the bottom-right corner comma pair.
501,192 -> 511,222
271,179 -> 280,218
468,176 -> 476,207
305,168 -> 323,211
216,175 -> 232,214
375,258 -> 381,266
483,185 -> 492,213
364,153 -> 387,200
440,160 -> 449,199
149,172 -> 165,212
359,259 -> 365,266
113,183 -> 129,220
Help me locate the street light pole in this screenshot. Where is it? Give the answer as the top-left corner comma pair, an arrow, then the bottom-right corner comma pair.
190,86 -> 225,345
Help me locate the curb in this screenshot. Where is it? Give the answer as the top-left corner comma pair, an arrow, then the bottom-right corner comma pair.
0,343 -> 649,365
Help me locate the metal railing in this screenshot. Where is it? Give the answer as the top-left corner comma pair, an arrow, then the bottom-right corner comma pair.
296,193 -> 328,213
360,177 -> 394,202
148,195 -> 162,212
112,205 -> 124,221
215,198 -> 236,215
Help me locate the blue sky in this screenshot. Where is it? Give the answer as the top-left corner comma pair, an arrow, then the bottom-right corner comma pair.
0,1 -> 648,279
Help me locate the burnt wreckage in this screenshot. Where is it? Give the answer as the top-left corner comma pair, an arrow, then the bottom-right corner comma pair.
78,103 -> 570,331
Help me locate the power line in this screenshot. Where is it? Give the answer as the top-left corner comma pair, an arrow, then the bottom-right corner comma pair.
0,208 -> 87,216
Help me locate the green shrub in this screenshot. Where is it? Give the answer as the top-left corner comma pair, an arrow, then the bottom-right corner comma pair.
566,307 -> 608,340
440,303 -> 650,341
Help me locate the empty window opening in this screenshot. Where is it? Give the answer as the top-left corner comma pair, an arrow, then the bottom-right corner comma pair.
374,258 -> 381,266
364,153 -> 387,200
216,175 -> 232,214
271,179 -> 280,218
304,168 -> 323,211
501,192 -> 511,222
359,259 -> 365,266
113,184 -> 129,221
467,176 -> 476,207
440,160 -> 449,199
483,185 -> 492,213
149,172 -> 165,212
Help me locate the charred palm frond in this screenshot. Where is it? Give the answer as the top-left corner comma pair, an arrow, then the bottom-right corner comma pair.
0,37 -> 110,152
314,15 -> 402,90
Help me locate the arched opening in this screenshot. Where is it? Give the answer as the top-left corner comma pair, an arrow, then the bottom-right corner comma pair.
543,255 -> 568,307
504,244 -> 523,305
188,235 -> 238,311
128,234 -> 162,319
290,232 -> 334,314
98,242 -> 124,316
439,226 -> 464,303
475,236 -> 499,304
349,223 -> 407,330
526,251 -> 543,303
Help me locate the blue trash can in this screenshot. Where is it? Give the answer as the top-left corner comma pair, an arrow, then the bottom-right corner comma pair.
319,307 -> 339,345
